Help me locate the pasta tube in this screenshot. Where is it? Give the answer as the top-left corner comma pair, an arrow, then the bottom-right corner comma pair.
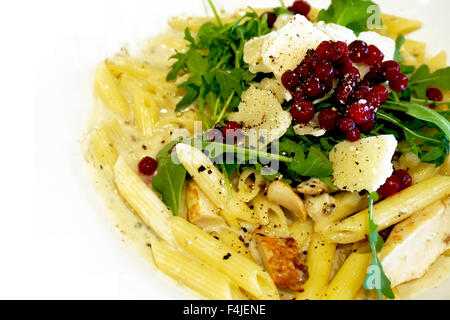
89,122 -> 119,181
296,233 -> 336,300
114,157 -> 175,244
314,192 -> 368,232
321,252 -> 371,300
322,176 -> 450,244
94,62 -> 130,119
151,240 -> 246,300
288,219 -> 314,253
175,143 -> 258,228
170,216 -> 280,300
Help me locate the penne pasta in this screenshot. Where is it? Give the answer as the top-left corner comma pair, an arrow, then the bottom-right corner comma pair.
289,219 -> 314,253
236,169 -> 265,203
170,216 -> 280,300
321,252 -> 371,300
314,192 -> 368,232
106,56 -> 155,79
210,228 -> 253,260
151,240 -> 247,300
322,176 -> 450,244
94,62 -> 131,119
89,122 -> 119,181
251,194 -> 289,237
175,143 -> 258,228
114,156 -> 175,244
128,82 -> 159,138
102,118 -> 138,163
296,233 -> 336,300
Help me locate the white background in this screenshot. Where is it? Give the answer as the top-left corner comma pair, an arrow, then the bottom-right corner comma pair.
0,0 -> 448,299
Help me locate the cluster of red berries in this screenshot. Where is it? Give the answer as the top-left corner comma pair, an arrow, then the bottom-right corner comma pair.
281,39 -> 409,142
377,169 -> 412,198
264,0 -> 311,29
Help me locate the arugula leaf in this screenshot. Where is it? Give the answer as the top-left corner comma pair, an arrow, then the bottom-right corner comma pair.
167,4 -> 271,126
152,141 -> 187,216
409,64 -> 450,98
383,101 -> 450,140
363,193 -> 395,300
273,7 -> 293,17
378,110 -> 449,166
279,138 -> 333,178
318,0 -> 380,35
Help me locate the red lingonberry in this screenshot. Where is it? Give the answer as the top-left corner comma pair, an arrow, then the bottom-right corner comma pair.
365,45 -> 384,66
394,169 -> 413,190
371,85 -> 389,103
346,127 -> 361,142
294,64 -> 311,80
347,100 -> 373,125
281,70 -> 300,90
426,87 -> 443,102
336,56 -> 354,76
288,0 -> 311,16
312,60 -> 335,83
222,121 -> 242,143
138,157 -> 158,176
349,40 -> 370,63
335,75 -> 358,104
378,175 -> 401,198
318,107 -> 339,131
346,66 -> 361,80
359,112 -> 376,133
302,77 -> 325,99
329,41 -> 350,62
382,60 -> 401,81
291,101 -> 316,124
337,117 -> 356,133
315,41 -> 333,60
291,88 -> 306,102
352,85 -> 371,102
364,62 -> 385,85
389,73 -> 408,92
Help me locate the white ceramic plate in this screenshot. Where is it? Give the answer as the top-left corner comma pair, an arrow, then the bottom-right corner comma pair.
9,0 -> 448,299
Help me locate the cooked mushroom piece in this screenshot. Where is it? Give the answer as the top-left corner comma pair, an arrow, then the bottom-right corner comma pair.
304,193 -> 336,224
267,180 -> 307,221
297,178 -> 332,195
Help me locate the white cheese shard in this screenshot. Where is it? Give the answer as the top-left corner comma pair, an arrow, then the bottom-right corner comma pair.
244,32 -> 277,74
244,14 -> 329,79
293,113 -> 326,137
379,198 -> 450,287
227,86 -> 292,148
329,135 -> 398,192
273,14 -> 293,30
244,15 -> 396,81
257,78 -> 291,103
315,22 -> 357,43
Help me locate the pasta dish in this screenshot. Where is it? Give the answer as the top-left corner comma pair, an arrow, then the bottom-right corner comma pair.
84,0 -> 450,300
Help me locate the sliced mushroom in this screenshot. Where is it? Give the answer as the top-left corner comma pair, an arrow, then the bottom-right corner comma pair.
304,193 -> 336,224
297,178 -> 332,195
267,180 -> 307,221
186,180 -> 225,231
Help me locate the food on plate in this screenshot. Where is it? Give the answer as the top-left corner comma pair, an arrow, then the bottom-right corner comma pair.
84,0 -> 450,300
